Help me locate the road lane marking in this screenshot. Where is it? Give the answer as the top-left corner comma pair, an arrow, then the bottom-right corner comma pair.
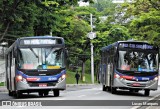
77,95 -> 86,98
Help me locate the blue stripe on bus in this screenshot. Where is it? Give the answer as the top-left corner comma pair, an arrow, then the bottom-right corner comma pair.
115,70 -> 158,81
16,70 -> 66,82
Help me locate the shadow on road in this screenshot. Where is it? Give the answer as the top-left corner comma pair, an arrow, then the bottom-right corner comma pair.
105,90 -> 150,97
9,93 -> 63,99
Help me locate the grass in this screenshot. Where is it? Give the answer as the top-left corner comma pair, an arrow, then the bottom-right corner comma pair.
66,70 -> 97,84
0,82 -> 4,86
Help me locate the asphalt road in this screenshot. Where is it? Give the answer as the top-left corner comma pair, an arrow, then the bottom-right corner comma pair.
0,84 -> 160,109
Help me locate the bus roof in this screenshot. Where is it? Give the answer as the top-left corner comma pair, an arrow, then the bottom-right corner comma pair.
6,36 -> 65,54
17,36 -> 63,40
16,36 -> 64,45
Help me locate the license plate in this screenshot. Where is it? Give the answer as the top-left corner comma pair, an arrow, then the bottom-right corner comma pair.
39,83 -> 47,87
132,83 -> 140,86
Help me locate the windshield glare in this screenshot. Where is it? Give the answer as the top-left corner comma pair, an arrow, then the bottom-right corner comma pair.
118,50 -> 158,72
18,48 -> 64,69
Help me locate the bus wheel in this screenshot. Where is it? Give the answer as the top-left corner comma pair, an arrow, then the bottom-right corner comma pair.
129,89 -> 133,92
102,85 -> 106,91
44,91 -> 49,96
111,87 -> 117,94
9,90 -> 13,96
134,90 -> 139,93
144,90 -> 150,96
108,86 -> 111,92
16,91 -> 22,98
54,90 -> 59,97
39,92 -> 44,97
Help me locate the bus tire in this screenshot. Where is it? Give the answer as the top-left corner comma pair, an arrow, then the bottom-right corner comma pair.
134,90 -> 139,93
129,89 -> 133,92
9,90 -> 13,96
111,87 -> 117,94
102,85 -> 106,91
108,86 -> 111,92
39,92 -> 44,97
44,91 -> 49,96
54,90 -> 59,97
144,89 -> 150,96
16,91 -> 22,98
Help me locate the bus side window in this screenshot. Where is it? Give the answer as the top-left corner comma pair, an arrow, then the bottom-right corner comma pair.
9,52 -> 11,68
12,50 -> 15,66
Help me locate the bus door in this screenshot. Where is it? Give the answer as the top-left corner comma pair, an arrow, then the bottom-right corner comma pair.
6,54 -> 11,90
102,64 -> 106,85
11,57 -> 16,91
106,64 -> 110,86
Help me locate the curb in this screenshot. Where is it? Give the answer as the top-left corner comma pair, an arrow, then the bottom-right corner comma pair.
0,86 -> 7,92
66,84 -> 95,87
0,84 -> 96,92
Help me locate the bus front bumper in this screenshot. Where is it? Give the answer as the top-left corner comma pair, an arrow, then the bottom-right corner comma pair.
113,78 -> 158,90
16,79 -> 66,91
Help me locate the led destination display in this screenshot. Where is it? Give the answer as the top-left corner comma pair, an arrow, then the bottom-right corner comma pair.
119,43 -> 158,50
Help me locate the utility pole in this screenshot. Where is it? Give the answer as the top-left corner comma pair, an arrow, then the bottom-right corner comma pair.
90,14 -> 94,84
87,14 -> 96,84
50,30 -> 52,36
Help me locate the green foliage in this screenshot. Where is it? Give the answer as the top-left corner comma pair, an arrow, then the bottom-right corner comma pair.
130,10 -> 160,45
116,0 -> 160,46
0,0 -> 92,42
90,0 -> 116,15
0,82 -> 4,86
108,25 -> 131,43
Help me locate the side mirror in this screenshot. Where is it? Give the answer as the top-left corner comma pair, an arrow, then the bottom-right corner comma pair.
65,48 -> 68,58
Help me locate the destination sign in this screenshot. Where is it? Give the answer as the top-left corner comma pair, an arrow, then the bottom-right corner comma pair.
119,43 -> 157,50
20,38 -> 63,45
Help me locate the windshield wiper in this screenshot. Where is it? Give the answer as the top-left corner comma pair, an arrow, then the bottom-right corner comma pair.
29,47 -> 39,58
45,47 -> 54,58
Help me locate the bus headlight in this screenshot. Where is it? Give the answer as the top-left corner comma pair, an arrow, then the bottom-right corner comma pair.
61,74 -> 66,79
16,75 -> 23,82
58,74 -> 66,83
114,74 -> 120,79
154,76 -> 158,81
16,75 -> 28,83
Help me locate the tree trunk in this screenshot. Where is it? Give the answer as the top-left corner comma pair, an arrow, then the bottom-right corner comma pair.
81,61 -> 85,81
0,22 -> 10,42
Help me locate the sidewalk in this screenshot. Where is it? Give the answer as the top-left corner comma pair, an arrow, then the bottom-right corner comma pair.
0,84 -> 95,92
66,84 -> 95,87
0,86 -> 7,92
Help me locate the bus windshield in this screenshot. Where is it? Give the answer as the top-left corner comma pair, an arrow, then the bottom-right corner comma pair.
118,50 -> 158,72
18,47 -> 64,69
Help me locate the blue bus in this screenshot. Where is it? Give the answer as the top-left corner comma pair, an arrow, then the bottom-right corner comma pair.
99,41 -> 159,96
5,36 -> 67,98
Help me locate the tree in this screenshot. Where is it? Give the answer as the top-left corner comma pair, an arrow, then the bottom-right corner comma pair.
0,0 -> 93,43
130,10 -> 160,45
